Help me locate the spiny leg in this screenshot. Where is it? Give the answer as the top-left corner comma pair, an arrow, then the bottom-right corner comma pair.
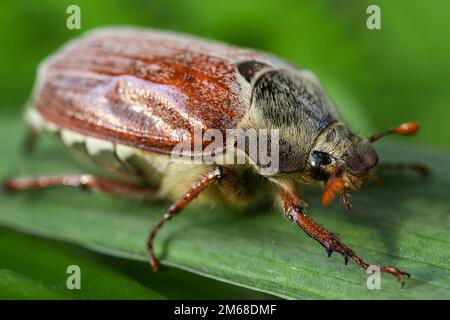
378,162 -> 429,177
148,166 -> 223,271
278,187 -> 410,286
3,174 -> 157,199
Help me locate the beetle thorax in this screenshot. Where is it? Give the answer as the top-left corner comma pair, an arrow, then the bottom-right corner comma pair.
237,67 -> 341,176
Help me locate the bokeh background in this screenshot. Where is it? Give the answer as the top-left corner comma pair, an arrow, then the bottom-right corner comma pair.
0,0 -> 449,299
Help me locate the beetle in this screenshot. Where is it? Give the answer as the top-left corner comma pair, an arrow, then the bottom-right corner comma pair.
3,27 -> 427,285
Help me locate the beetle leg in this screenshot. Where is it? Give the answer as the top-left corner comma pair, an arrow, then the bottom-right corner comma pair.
2,174 -> 157,199
278,188 -> 410,286
148,166 -> 223,271
22,126 -> 39,154
378,162 -> 429,177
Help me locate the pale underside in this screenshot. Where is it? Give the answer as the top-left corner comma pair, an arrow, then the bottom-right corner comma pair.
27,108 -> 269,208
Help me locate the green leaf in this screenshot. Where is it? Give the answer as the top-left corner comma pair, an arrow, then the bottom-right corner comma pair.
0,226 -> 165,299
0,226 -> 272,299
0,116 -> 449,299
0,269 -> 69,299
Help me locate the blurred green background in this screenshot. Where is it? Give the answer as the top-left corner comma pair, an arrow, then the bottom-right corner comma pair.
0,0 -> 449,299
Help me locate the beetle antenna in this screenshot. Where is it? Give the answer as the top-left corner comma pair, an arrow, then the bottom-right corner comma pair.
368,122 -> 419,143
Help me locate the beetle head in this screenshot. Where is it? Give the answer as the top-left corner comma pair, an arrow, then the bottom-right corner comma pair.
308,121 -> 419,208
307,122 -> 378,190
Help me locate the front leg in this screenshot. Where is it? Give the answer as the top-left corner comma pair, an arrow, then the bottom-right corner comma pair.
277,187 -> 410,286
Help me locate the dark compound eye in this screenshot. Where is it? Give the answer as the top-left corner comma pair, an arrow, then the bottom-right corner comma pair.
310,151 -> 333,181
310,151 -> 332,168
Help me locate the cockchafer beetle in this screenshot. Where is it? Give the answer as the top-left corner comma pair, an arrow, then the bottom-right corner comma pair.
3,27 -> 427,285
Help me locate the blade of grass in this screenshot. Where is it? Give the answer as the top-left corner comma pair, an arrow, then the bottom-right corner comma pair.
0,226 -> 164,299
0,116 -> 449,299
0,226 -> 273,299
